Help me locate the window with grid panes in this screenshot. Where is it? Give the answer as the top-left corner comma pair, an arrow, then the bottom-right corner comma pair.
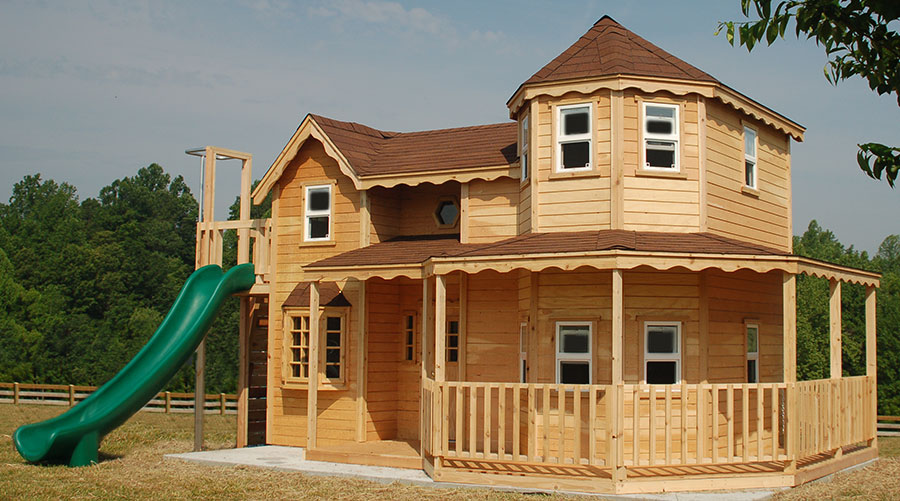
447,320 -> 459,363
403,313 -> 416,362
287,315 -> 311,379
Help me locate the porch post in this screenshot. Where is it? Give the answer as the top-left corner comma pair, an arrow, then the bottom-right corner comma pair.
434,275 -> 447,463
420,276 -> 431,462
829,279 -> 843,457
865,286 -> 877,448
829,280 -> 842,379
237,155 -> 252,264
782,272 -> 797,473
610,269 -> 624,484
236,297 -> 250,448
307,281 -> 320,450
356,279 -> 367,442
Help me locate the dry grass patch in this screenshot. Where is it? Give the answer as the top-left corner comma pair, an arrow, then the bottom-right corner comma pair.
0,404 -> 576,500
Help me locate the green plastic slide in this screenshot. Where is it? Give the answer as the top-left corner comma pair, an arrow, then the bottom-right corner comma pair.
13,263 -> 255,467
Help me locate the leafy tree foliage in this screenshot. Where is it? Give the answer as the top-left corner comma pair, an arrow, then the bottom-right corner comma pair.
793,220 -> 900,414
718,0 -> 900,186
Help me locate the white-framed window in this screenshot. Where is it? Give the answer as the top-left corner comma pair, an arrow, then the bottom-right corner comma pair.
555,322 -> 591,384
643,102 -> 679,171
747,323 -> 759,383
285,309 -> 347,384
304,184 -> 332,241
402,312 -> 417,363
643,321 -> 681,384
519,321 -> 528,383
556,103 -> 592,171
521,114 -> 530,181
744,126 -> 758,189
447,319 -> 459,363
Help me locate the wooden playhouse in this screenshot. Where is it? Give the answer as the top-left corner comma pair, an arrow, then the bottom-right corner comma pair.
196,17 -> 881,494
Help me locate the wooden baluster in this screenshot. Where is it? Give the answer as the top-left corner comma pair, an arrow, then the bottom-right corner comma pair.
484,384 -> 492,459
513,385 -> 521,461
589,385 -> 597,466
697,384 -> 705,463
498,383 -> 506,459
727,384 -> 734,462
543,385 -> 551,462
469,384 -> 477,458
665,385 -> 672,465
756,385 -> 764,461
680,383 -> 688,464
527,384 -> 536,462
632,386 -> 640,466
771,385 -> 779,459
648,385 -> 656,466
455,385 -> 463,457
741,384 -> 749,463
557,386 -> 566,464
711,384 -> 719,463
574,385 -> 582,464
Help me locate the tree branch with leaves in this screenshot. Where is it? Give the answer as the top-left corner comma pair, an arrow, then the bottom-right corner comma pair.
718,0 -> 900,187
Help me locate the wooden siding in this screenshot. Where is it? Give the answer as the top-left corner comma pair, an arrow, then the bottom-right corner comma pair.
705,100 -> 791,251
465,271 -> 520,382
534,94 -> 613,232
365,278 -> 400,440
268,139 -> 363,448
706,269 -> 783,383
622,91 -> 701,232
467,178 -> 519,243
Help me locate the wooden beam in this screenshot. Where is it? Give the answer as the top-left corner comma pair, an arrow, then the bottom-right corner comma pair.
698,96 -> 708,232
307,281 -> 320,449
193,338 -> 205,451
459,272 -> 467,382
829,280 -> 842,379
783,272 -> 797,472
866,285 -> 877,449
236,297 -> 250,448
699,271 -> 709,383
460,184 -> 469,244
611,91 -> 624,229
419,276 -> 431,461
356,280 -> 367,442
265,184 -> 280,444
612,269 -> 624,384
434,275 -> 447,383
237,156 -> 252,264
202,146 -> 216,223
359,190 -> 370,247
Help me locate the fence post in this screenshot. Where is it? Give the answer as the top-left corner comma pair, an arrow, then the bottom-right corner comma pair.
220,393 -> 226,415
13,382 -> 19,404
165,391 -> 171,413
68,385 -> 75,406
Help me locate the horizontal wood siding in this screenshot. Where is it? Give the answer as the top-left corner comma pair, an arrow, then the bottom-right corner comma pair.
706,269 -> 783,383
366,278 -> 400,440
465,271 -> 519,382
368,186 -> 400,244
269,139 -> 362,448
705,100 -> 791,251
467,178 -> 519,243
534,94 -> 612,232
623,91 -> 700,232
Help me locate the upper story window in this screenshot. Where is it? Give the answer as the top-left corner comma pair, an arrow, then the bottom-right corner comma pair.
557,103 -> 592,171
521,114 -> 529,181
304,184 -> 332,241
744,126 -> 758,189
643,103 -> 679,171
556,321 -> 591,384
644,321 -> 681,384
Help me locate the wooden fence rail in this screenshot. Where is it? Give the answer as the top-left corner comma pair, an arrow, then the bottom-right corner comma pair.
0,382 -> 237,415
878,415 -> 900,437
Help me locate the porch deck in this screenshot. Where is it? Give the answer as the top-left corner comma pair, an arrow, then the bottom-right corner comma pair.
306,439 -> 421,469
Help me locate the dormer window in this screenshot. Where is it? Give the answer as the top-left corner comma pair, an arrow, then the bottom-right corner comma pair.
557,104 -> 592,171
304,184 -> 332,241
643,103 -> 679,171
433,198 -> 460,228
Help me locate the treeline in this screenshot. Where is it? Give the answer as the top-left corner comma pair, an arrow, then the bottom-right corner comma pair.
0,165 -> 898,412
0,165 -> 245,393
793,221 -> 900,414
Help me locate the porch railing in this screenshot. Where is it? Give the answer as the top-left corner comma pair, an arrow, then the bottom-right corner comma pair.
195,218 -> 273,281
425,376 -> 875,470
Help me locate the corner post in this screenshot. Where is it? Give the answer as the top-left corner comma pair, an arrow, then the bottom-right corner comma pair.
194,146 -> 216,452
610,269 -> 624,485
420,276 -> 432,463
433,274 -> 447,465
865,286 -> 877,448
237,156 -> 252,264
307,281 -> 321,450
356,279 -> 368,442
782,272 -> 798,473
829,279 -> 843,457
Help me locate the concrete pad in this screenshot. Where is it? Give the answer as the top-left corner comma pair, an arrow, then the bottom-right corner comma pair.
166,446 -> 780,500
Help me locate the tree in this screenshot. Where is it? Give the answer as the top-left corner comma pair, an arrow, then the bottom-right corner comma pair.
718,0 -> 900,186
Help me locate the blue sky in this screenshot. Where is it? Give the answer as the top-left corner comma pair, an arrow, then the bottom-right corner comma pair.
1,1 -> 897,253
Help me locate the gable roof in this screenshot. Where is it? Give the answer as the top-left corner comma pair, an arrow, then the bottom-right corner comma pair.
312,114 -> 518,176
252,114 -> 518,202
525,16 -> 717,86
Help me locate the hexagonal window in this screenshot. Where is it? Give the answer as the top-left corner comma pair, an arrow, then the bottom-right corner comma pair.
434,198 -> 459,228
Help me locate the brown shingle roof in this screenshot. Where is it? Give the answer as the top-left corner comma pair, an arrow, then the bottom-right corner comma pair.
305,231 -> 787,269
310,114 -> 518,177
283,281 -> 351,308
523,16 -> 718,87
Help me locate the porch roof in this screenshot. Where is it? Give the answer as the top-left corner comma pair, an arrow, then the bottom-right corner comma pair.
302,230 -> 880,287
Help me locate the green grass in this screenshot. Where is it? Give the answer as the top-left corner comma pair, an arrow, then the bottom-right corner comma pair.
3,404 -> 898,500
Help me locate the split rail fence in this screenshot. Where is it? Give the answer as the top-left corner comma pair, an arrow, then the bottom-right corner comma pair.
0,382 -> 237,415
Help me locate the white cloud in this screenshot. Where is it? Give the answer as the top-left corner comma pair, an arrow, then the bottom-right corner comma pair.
310,0 -> 456,41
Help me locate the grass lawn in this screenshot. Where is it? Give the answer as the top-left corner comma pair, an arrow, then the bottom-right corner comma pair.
2,403 -> 898,500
